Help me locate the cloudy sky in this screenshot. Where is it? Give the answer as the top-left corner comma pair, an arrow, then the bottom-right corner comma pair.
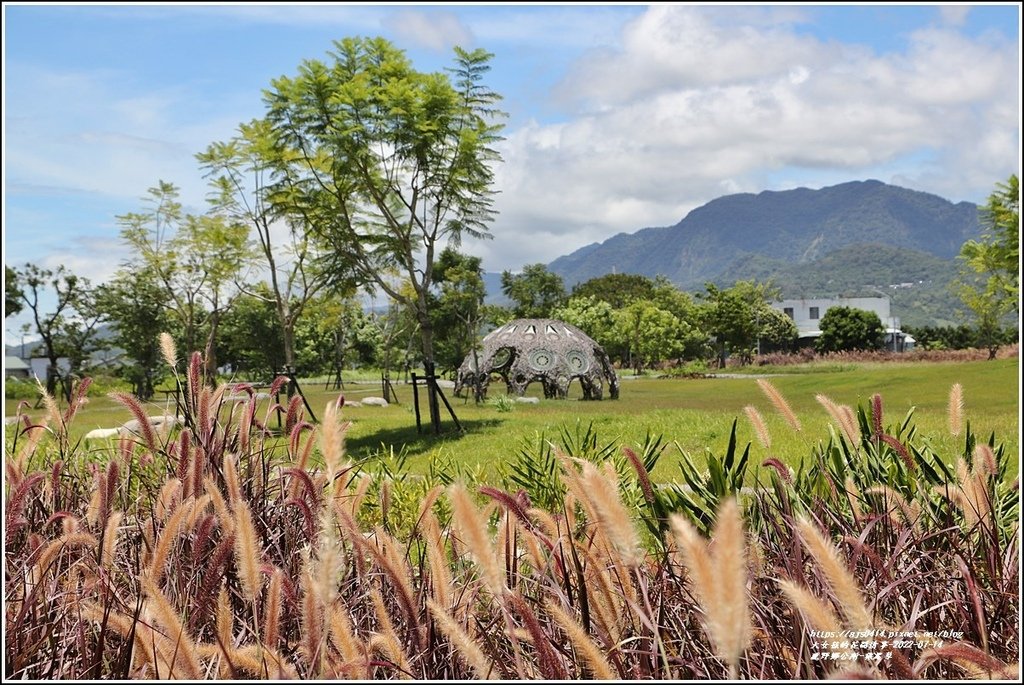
3,2 -> 1021,345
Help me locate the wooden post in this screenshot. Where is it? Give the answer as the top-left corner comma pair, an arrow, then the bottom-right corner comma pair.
435,380 -> 463,432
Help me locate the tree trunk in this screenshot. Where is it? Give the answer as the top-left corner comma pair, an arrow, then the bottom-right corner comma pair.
283,320 -> 296,373
42,332 -> 60,398
418,314 -> 442,433
45,357 -> 59,398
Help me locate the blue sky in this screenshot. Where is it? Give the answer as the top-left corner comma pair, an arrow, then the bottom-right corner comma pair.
3,2 -> 1021,346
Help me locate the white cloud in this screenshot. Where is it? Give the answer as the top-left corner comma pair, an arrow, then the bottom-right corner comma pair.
471,5 -> 1019,272
4,62 -> 255,208
465,5 -> 638,50
384,9 -> 473,52
938,5 -> 971,27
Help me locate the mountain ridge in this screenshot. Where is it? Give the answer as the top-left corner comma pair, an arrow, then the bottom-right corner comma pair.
545,180 -> 982,326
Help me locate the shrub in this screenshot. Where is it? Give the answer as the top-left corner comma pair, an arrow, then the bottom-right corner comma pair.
488,394 -> 516,413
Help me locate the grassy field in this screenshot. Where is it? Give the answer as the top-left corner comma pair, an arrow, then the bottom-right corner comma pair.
6,357 -> 1019,483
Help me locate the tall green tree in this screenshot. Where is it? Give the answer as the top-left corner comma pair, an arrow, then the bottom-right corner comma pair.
118,182 -> 251,380
98,270 -> 172,399
570,273 -> 655,309
757,307 -> 799,354
701,280 -> 781,367
298,293 -> 377,384
218,285 -> 286,379
501,263 -> 567,318
815,306 -> 885,353
552,295 -> 617,352
955,174 -> 1019,358
613,300 -> 689,374
430,248 -> 488,374
651,278 -> 709,360
58,283 -> 108,385
262,37 -> 505,431
198,118 -> 346,373
13,264 -> 101,398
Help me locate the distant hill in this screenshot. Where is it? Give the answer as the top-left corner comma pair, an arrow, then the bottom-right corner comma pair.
482,271 -> 511,307
547,180 -> 983,326
717,243 -> 965,327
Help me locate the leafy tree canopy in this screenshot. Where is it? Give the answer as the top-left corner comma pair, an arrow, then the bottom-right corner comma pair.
955,175 -> 1019,358
815,306 -> 885,353
5,265 -> 23,318
501,263 -> 567,319
571,273 -> 656,309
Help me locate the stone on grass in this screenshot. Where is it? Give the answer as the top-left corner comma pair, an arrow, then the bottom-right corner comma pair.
84,427 -> 122,440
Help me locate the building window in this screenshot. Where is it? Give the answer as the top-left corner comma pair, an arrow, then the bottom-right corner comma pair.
809,306 -> 820,320
783,307 -> 794,319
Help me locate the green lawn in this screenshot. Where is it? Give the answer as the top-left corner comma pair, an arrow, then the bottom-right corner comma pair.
5,358 -> 1019,483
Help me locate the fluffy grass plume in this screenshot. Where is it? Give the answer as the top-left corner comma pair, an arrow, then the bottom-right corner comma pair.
369,586 -> 412,676
109,392 -> 159,455
216,583 -> 234,655
328,602 -> 365,678
778,579 -> 844,635
671,498 -> 751,676
141,575 -> 203,679
870,393 -> 884,436
35,378 -> 63,432
205,475 -> 234,535
31,532 -> 97,584
950,450 -> 995,535
449,483 -> 505,598
973,443 -> 997,477
146,498 -> 195,586
300,567 -> 325,676
546,599 -> 616,679
815,394 -> 859,446
319,401 -> 345,486
578,460 -> 643,567
744,405 -> 772,448
865,485 -> 922,529
757,379 -> 802,432
914,641 -> 1011,679
232,498 -> 262,603
100,510 -> 123,568
794,517 -> 873,630
949,382 -> 964,437
226,645 -> 299,679
159,331 -> 177,369
427,598 -> 500,680
423,510 -> 453,609
223,454 -> 241,504
263,567 -> 283,649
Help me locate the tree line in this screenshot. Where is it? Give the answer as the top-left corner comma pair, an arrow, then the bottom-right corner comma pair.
4,36 -> 1018,402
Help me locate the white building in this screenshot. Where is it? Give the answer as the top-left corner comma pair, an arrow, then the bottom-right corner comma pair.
771,296 -> 915,352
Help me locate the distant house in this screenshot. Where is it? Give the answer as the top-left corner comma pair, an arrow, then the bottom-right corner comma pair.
771,296 -> 915,352
4,356 -> 31,379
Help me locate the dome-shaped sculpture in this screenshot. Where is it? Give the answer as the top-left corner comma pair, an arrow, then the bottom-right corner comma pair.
455,319 -> 619,401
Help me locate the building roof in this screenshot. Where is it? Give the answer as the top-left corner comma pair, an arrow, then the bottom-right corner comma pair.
5,356 -> 30,371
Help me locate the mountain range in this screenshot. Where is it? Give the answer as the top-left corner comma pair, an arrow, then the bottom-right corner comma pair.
544,179 -> 984,327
